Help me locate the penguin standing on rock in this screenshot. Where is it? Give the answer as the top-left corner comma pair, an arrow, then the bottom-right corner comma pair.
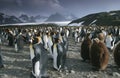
42,32 -> 48,50
81,33 -> 92,62
15,29 -> 25,52
113,41 -> 120,67
61,31 -> 68,69
90,38 -> 109,71
65,28 -> 69,38
52,35 -> 63,71
74,30 -> 79,43
105,33 -> 114,51
47,32 -> 53,58
31,33 -> 49,78
7,30 -> 14,46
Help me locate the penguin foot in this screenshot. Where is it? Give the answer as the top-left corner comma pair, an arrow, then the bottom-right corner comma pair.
41,75 -> 50,78
30,72 -> 36,78
53,68 -> 58,71
58,65 -> 62,71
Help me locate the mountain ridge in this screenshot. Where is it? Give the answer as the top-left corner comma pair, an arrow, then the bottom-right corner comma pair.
0,13 -> 22,24
46,12 -> 77,22
69,10 -> 120,26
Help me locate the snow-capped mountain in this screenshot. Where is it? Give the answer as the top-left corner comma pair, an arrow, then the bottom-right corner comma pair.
69,10 -> 120,26
19,14 -> 49,23
0,13 -> 22,24
46,13 -> 66,22
64,14 -> 77,21
46,12 -> 77,22
19,14 -> 36,22
34,15 -> 48,22
0,12 -> 77,25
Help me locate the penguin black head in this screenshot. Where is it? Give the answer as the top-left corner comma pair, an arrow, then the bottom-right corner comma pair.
108,32 -> 112,35
54,38 -> 59,43
32,37 -> 39,44
35,31 -> 41,37
61,32 -> 65,36
86,33 -> 90,37
50,31 -> 54,36
18,29 -> 21,33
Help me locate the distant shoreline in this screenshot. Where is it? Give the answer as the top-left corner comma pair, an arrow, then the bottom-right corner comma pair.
0,21 -> 71,27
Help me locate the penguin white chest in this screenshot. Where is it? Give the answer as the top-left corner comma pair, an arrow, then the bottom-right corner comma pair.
0,38 -> 1,44
53,44 -> 58,56
35,61 -> 40,77
53,44 -> 58,69
15,43 -> 18,52
30,45 -> 35,60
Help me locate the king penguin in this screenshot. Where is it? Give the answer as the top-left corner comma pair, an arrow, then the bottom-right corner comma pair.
81,33 -> 92,62
31,36 -> 49,78
90,38 -> 109,71
60,31 -> 68,68
113,41 -> 120,67
47,32 -> 53,58
52,35 -> 63,71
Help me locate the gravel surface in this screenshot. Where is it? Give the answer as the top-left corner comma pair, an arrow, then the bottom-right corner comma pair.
0,36 -> 120,78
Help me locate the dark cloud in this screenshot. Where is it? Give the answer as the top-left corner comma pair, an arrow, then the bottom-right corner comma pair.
0,0 -> 64,16
0,0 -> 120,17
59,0 -> 120,17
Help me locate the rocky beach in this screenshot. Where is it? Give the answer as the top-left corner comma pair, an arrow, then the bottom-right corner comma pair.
0,35 -> 120,78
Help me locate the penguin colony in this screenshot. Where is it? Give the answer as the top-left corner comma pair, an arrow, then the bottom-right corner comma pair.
28,27 -> 69,78
73,26 -> 119,70
0,25 -> 120,77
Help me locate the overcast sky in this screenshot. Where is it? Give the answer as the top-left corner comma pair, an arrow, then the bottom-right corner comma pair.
0,0 -> 120,17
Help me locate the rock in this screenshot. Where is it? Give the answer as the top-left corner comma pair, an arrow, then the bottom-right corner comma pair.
71,70 -> 75,74
113,72 -> 120,77
86,73 -> 97,78
65,69 -> 69,75
118,68 -> 120,71
60,73 -> 64,78
86,74 -> 91,78
65,72 -> 69,75
93,75 -> 97,78
0,31 -> 120,78
3,74 -> 9,77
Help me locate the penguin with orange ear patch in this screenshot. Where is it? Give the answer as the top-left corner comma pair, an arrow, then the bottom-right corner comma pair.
31,36 -> 49,78
81,33 -> 92,62
113,41 -> 120,67
52,33 -> 64,71
90,38 -> 109,71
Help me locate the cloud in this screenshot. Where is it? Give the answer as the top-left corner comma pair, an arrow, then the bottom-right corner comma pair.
0,0 -> 64,15
49,0 -> 64,10
30,0 -> 64,12
16,0 -> 23,7
16,0 -> 64,12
